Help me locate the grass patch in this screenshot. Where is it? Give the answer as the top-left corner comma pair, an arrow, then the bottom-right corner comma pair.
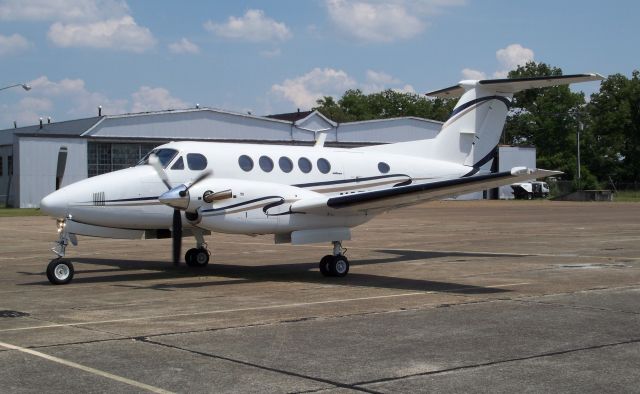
614,190 -> 640,202
0,207 -> 45,217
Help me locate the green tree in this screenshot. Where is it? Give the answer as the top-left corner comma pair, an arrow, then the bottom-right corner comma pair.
585,71 -> 640,185
314,89 -> 455,123
503,62 -> 593,187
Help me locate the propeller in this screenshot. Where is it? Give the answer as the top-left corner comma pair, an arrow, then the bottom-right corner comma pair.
148,154 -> 212,265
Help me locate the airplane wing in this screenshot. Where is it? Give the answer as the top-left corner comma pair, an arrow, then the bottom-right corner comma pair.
291,168 -> 560,215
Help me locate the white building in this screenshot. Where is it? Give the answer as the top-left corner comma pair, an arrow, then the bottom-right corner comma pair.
1,108 -> 446,207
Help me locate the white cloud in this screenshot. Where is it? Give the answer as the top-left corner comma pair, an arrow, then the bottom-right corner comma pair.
204,9 -> 291,42
0,33 -> 31,55
48,15 -> 156,52
325,0 -> 465,43
461,68 -> 487,80
131,86 -> 188,112
271,68 -> 417,109
494,44 -> 535,77
460,44 -> 535,80
0,0 -> 129,22
27,76 -> 127,117
326,0 -> 424,43
1,76 -> 189,126
363,70 -> 414,93
168,38 -> 199,54
271,68 -> 357,110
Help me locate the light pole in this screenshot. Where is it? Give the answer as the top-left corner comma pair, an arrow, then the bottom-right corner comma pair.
577,120 -> 582,190
0,83 -> 31,92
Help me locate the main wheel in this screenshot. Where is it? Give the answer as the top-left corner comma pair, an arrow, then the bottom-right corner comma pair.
46,259 -> 74,285
329,255 -> 349,277
186,248 -> 209,267
319,255 -> 333,277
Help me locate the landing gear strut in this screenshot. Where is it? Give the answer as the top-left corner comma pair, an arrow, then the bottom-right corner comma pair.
185,230 -> 210,267
46,217 -> 77,285
319,241 -> 349,277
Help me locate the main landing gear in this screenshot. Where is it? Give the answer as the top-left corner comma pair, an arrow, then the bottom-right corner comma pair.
319,241 -> 350,277
185,230 -> 210,267
185,247 -> 210,267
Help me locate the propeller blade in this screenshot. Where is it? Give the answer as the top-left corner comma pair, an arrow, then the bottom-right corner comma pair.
181,169 -> 213,196
149,153 -> 172,190
172,209 -> 182,265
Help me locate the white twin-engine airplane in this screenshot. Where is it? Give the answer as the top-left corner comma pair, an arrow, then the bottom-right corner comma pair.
40,73 -> 603,284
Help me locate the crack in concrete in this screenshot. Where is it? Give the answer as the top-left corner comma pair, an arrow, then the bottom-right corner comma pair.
351,338 -> 640,388
135,337 -> 384,394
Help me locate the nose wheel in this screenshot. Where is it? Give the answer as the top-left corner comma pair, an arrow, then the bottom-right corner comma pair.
46,259 -> 74,285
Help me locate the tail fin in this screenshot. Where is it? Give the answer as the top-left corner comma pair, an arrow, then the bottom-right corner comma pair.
362,73 -> 604,170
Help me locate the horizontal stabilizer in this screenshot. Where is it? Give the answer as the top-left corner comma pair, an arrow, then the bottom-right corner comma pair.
427,73 -> 604,98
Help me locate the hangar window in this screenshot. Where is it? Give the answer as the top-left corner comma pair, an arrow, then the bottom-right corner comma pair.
298,157 -> 312,173
259,156 -> 274,172
279,156 -> 293,173
239,155 -> 253,171
317,158 -> 331,174
187,153 -> 207,170
90,142 -> 156,177
0,157 -> 3,176
378,162 -> 390,174
8,156 -> 13,176
171,157 -> 184,170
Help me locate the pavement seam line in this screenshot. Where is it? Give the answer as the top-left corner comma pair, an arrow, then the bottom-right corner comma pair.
350,338 -> 640,388
136,337 -> 383,394
0,292 -> 426,332
0,340 -> 174,394
515,299 -> 640,316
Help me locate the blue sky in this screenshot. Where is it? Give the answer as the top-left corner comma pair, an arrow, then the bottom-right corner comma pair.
0,0 -> 637,128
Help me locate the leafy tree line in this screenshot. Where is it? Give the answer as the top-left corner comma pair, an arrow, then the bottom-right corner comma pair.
314,62 -> 640,189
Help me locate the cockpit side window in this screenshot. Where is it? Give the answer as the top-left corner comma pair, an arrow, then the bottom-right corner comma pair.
171,156 -> 184,170
187,153 -> 208,170
138,148 -> 178,168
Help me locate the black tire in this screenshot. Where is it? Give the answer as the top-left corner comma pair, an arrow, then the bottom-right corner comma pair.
186,248 -> 209,267
329,255 -> 349,277
319,255 -> 333,277
46,259 -> 74,285
526,192 -> 533,200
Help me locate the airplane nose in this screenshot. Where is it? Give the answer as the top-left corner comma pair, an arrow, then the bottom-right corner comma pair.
40,190 -> 68,218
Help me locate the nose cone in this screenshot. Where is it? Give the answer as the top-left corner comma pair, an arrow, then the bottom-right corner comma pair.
159,185 -> 189,210
40,189 -> 68,218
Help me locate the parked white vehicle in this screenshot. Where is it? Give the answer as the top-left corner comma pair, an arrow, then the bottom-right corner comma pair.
511,181 -> 550,199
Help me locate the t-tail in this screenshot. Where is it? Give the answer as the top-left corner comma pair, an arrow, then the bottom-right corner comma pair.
363,73 -> 604,173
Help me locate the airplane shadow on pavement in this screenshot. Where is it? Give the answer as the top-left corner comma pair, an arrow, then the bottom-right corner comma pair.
21,249 -> 522,294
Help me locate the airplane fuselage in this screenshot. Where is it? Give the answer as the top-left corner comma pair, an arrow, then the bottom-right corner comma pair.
41,140 -> 471,234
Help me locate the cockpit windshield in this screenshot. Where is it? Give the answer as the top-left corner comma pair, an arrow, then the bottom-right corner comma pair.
137,148 -> 178,168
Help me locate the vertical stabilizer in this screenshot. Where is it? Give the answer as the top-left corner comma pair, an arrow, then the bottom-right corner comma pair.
360,73 -> 604,172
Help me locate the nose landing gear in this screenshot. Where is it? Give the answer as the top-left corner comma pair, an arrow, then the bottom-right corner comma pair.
319,241 -> 350,277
